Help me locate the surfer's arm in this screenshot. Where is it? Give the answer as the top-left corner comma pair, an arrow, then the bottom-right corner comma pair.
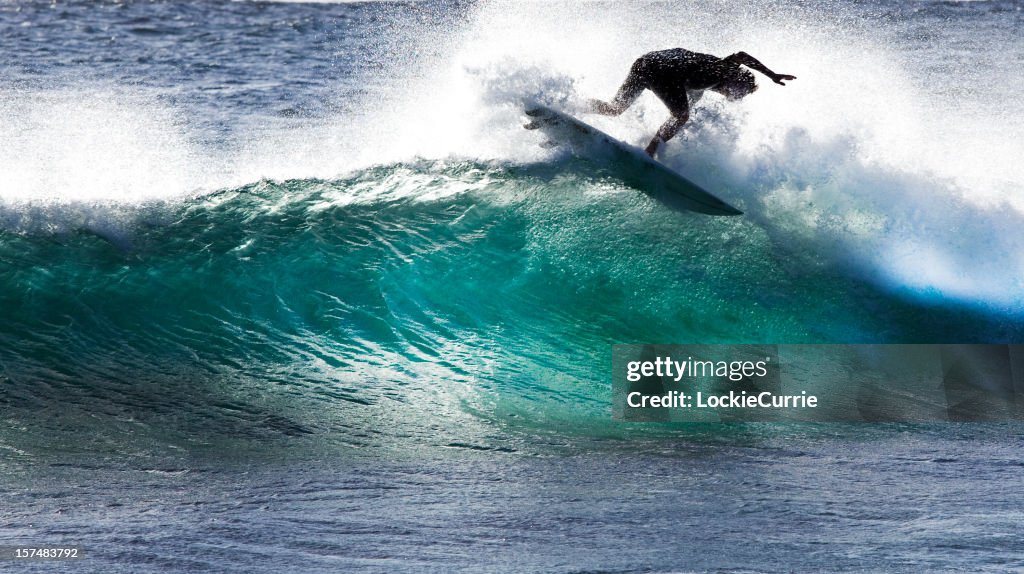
645,112 -> 688,157
724,51 -> 796,85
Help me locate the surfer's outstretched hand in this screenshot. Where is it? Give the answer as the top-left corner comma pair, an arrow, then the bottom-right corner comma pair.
772,73 -> 797,86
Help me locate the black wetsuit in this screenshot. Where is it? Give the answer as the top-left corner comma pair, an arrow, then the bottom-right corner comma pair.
612,48 -> 735,116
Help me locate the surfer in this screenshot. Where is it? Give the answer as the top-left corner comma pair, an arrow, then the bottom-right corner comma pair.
589,49 -> 796,156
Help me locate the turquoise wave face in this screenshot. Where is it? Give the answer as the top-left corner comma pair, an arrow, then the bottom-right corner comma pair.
0,160 -> 1019,457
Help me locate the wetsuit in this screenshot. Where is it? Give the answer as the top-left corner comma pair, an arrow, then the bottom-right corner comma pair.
611,48 -> 737,117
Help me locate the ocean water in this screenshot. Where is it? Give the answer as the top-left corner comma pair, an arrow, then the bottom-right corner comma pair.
1,1 -> 1023,572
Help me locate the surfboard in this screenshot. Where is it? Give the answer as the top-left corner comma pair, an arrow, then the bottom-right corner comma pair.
523,103 -> 742,216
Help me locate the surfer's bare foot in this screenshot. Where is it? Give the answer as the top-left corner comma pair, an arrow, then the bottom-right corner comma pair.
589,98 -> 626,116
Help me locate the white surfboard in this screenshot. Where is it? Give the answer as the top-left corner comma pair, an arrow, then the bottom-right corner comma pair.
524,103 -> 742,216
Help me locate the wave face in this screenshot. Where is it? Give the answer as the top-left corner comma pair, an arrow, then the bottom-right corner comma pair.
2,161 -> 1020,456
1,0 -> 1023,455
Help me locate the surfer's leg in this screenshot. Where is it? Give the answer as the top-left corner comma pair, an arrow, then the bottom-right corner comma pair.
645,112 -> 689,157
656,113 -> 687,141
589,59 -> 648,116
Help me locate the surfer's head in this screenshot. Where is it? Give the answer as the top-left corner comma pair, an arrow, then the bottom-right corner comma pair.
714,67 -> 757,101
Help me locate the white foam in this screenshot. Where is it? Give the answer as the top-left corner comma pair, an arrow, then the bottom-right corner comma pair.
0,87 -> 209,203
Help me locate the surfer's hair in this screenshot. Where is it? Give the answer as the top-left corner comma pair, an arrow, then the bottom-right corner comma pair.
717,66 -> 758,99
